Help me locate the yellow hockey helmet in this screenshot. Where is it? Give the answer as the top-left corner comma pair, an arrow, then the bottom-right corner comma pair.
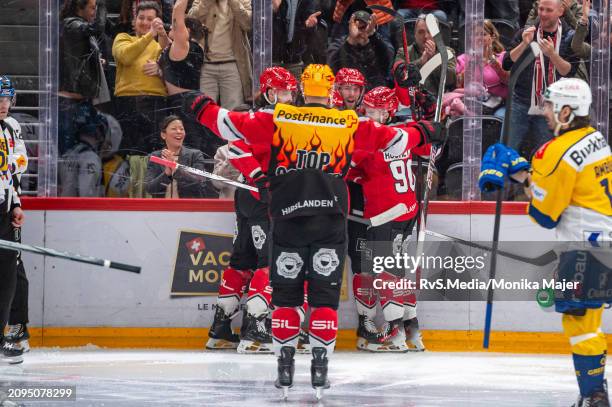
301,64 -> 335,98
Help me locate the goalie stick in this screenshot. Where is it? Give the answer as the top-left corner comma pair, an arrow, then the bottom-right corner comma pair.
414,13 -> 449,248
346,203 -> 408,227
149,155 -> 258,192
419,49 -> 455,86
0,239 -> 141,273
483,42 -> 541,349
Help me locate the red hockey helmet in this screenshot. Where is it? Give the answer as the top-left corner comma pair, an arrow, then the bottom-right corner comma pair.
259,66 -> 298,94
362,86 -> 399,117
334,68 -> 365,87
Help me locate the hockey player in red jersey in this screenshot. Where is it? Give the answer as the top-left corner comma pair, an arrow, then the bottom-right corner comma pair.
206,67 -> 297,354
350,86 -> 430,352
330,68 -> 366,110
185,64 -> 443,399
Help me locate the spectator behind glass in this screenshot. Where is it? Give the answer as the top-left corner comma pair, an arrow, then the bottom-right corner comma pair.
526,0 -> 583,29
330,0 -> 396,49
58,105 -> 106,197
328,11 -> 394,90
188,0 -> 253,109
159,0 -> 221,161
395,14 -> 456,96
445,20 -> 510,119
272,0 -> 320,78
485,0 -> 519,28
393,0 -> 448,23
115,0 -> 173,35
502,0 -> 578,158
59,0 -> 110,155
570,0 -> 593,59
146,115 -> 212,198
112,1 -> 169,156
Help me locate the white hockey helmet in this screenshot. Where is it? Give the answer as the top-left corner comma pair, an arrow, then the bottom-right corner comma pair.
543,78 -> 592,117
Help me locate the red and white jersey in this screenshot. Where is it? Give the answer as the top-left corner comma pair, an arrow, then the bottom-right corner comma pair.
349,121 -> 430,222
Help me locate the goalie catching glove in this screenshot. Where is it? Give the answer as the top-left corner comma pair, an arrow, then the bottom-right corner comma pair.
479,143 -> 530,192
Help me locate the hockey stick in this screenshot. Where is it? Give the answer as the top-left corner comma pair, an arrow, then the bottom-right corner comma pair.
346,203 -> 408,227
0,239 -> 141,273
414,14 -> 449,247
483,42 -> 541,349
424,230 -> 557,267
419,49 -> 455,86
149,155 -> 258,192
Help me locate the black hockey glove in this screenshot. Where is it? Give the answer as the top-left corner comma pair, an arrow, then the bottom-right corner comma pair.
393,62 -> 421,89
183,91 -> 213,121
414,120 -> 445,145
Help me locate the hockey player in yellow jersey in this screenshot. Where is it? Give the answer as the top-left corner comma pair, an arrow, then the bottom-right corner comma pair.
481,78 -> 611,406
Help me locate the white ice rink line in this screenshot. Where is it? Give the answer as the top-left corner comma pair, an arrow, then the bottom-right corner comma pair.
0,348 -> 588,406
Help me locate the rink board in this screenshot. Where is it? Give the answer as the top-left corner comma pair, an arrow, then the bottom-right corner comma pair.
17,198 -> 611,352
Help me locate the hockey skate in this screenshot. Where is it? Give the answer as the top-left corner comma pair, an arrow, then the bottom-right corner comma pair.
356,314 -> 383,351
1,340 -> 24,365
4,324 -> 30,353
205,307 -> 239,350
274,346 -> 296,400
404,318 -> 426,351
573,380 -> 610,407
296,328 -> 311,354
311,347 -> 330,400
237,313 -> 272,354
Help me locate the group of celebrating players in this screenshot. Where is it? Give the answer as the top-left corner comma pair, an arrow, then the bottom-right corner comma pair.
187,62 -> 443,399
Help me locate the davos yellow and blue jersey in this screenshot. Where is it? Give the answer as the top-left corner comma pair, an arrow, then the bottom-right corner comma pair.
528,127 -> 612,242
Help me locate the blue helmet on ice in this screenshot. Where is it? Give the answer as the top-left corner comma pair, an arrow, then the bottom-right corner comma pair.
0,76 -> 16,105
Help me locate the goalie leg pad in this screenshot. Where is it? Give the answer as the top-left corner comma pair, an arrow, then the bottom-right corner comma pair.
247,267 -> 272,317
378,272 -> 406,322
218,267 -> 252,315
353,273 -> 377,318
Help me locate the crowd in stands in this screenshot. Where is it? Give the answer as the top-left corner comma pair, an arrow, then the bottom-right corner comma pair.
56,0 -> 604,200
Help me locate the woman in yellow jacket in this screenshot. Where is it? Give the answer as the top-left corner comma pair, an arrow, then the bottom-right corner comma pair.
112,1 -> 169,155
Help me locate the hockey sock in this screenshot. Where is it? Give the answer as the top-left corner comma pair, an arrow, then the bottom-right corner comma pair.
573,353 -> 607,397
353,273 -> 377,319
271,307 -> 301,356
562,307 -> 608,397
246,267 -> 272,317
218,267 -> 251,316
309,307 -> 338,356
378,272 -> 405,322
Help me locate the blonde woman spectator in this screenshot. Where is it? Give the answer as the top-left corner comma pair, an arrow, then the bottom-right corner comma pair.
112,1 -> 169,155
444,20 -> 510,119
188,0 -> 253,109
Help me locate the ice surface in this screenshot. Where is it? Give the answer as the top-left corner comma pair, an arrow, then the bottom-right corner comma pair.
0,348 -> 587,406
